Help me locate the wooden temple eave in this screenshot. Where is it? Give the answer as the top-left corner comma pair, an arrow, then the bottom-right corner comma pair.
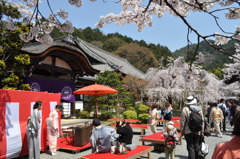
26,46 -> 100,77
35,63 -> 80,76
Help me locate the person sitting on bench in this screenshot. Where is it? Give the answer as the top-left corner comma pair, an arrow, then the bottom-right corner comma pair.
116,119 -> 133,144
90,118 -> 117,153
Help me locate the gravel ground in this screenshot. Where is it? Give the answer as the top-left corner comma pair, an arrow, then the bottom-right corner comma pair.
17,119 -> 233,159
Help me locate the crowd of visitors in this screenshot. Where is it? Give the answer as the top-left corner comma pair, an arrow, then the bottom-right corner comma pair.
88,96 -> 240,159
26,97 -> 240,159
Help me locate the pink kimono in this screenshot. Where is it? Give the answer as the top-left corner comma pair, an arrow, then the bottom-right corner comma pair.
47,109 -> 59,153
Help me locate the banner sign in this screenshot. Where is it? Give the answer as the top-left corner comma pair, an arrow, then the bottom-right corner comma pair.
26,77 -> 75,102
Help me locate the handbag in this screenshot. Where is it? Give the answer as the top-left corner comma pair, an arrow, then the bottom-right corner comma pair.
198,137 -> 209,158
115,141 -> 128,154
203,118 -> 211,137
27,117 -> 36,135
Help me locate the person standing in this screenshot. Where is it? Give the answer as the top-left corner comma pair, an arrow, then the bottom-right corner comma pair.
212,111 -> 240,159
217,98 -> 227,132
210,102 -> 223,138
180,96 -> 204,159
47,104 -> 64,156
205,101 -> 214,129
27,101 -> 42,159
162,103 -> 173,128
90,118 -> 117,153
116,119 -> 133,144
149,103 -> 159,134
230,101 -> 237,126
236,100 -> 240,112
226,101 -> 232,123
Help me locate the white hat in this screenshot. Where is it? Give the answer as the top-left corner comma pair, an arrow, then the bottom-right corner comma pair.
166,125 -> 174,131
185,96 -> 197,105
168,121 -> 174,125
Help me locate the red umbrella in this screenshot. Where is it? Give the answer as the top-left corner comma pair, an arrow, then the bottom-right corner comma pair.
73,83 -> 118,117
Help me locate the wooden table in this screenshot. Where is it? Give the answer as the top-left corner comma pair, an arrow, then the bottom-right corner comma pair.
79,145 -> 154,159
111,123 -> 149,135
107,118 -> 140,124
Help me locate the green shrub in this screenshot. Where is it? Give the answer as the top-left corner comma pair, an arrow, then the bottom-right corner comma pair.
126,106 -> 135,111
138,113 -> 149,124
135,104 -> 150,114
79,110 -> 90,119
99,111 -> 113,121
122,110 -> 137,119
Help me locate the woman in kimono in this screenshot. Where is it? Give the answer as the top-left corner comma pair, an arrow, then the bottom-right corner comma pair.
47,105 -> 64,156
27,101 -> 42,159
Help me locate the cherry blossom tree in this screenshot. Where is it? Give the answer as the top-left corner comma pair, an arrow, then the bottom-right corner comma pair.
144,56 -> 224,107
221,50 -> 240,99
4,0 -> 240,60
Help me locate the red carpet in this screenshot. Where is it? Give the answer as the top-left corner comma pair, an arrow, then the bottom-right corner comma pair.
80,145 -> 152,159
58,138 -> 91,151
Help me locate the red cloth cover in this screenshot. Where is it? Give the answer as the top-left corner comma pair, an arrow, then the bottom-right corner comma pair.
81,145 -> 152,159
141,132 -> 182,141
58,138 -> 91,150
108,118 -> 139,123
112,123 -> 148,128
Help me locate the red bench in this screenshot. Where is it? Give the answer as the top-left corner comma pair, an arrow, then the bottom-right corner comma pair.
158,117 -> 181,125
139,132 -> 182,150
111,123 -> 149,135
173,122 -> 180,130
79,145 -> 154,159
158,117 -> 181,122
108,118 -> 140,124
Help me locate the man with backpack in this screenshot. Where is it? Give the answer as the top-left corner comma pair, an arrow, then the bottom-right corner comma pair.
217,98 -> 227,132
180,96 -> 204,159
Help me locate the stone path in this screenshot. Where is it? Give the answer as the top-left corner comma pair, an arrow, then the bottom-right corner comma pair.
37,119 -> 233,159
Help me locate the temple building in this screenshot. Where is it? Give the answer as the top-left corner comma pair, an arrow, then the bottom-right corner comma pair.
21,35 -> 145,117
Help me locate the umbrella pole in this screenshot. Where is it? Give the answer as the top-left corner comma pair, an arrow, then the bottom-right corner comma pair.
95,96 -> 98,118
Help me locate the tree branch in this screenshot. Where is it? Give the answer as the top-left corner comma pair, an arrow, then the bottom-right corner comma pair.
163,0 -> 240,60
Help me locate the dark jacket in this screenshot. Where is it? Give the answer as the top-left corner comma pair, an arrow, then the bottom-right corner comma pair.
116,123 -> 133,144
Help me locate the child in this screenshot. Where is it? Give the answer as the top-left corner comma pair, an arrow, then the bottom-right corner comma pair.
163,121 -> 179,159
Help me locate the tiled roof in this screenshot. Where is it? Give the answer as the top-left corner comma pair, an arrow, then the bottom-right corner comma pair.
22,35 -> 146,79
74,36 -> 145,79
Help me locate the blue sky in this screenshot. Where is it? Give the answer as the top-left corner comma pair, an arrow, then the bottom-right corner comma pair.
41,1 -> 239,52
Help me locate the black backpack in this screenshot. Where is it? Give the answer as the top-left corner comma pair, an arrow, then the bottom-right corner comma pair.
163,109 -> 172,120
188,107 -> 203,132
165,137 -> 176,149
